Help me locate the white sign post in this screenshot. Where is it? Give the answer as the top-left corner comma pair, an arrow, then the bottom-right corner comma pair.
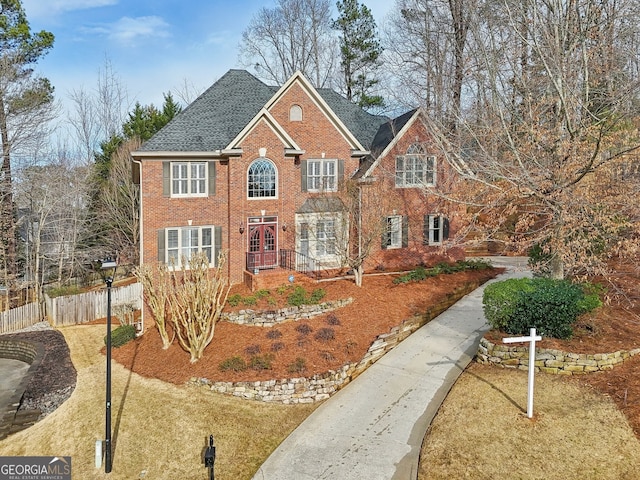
503,328 -> 542,419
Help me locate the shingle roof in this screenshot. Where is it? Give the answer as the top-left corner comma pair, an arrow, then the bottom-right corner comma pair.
316,89 -> 389,149
138,70 -> 276,152
137,69 -> 404,156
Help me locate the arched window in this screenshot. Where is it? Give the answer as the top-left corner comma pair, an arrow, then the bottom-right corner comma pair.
248,158 -> 277,198
290,104 -> 303,121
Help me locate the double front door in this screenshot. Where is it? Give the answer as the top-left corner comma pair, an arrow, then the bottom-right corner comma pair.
247,217 -> 278,270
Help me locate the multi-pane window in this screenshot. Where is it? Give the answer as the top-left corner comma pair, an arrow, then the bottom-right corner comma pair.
307,159 -> 337,192
316,220 -> 336,256
424,215 -> 448,245
166,226 -> 213,266
172,162 -> 207,196
248,158 -> 277,198
395,144 -> 436,187
385,215 -> 403,248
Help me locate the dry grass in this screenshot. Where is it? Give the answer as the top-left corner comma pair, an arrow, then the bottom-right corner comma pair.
418,363 -> 640,480
0,325 -> 317,480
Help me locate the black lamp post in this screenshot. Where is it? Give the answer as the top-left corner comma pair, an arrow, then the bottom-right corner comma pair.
101,258 -> 117,473
204,435 -> 216,480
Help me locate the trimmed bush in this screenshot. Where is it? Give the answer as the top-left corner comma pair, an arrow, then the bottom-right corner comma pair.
219,356 -> 247,372
482,278 -> 536,331
105,324 -> 136,348
483,278 -> 602,339
287,357 -> 306,374
314,327 -> 335,342
249,353 -> 274,370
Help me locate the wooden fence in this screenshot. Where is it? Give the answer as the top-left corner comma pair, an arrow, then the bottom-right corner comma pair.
0,302 -> 43,334
45,283 -> 142,327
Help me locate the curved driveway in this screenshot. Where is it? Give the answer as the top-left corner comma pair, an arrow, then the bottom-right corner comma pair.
253,257 -> 530,480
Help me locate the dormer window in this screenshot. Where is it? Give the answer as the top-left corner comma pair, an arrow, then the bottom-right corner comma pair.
290,104 -> 303,122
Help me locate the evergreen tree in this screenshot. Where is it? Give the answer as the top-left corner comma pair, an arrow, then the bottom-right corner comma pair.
333,0 -> 384,109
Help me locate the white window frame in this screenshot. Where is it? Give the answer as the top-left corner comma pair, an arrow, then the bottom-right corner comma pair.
426,215 -> 444,246
395,150 -> 436,188
171,161 -> 208,197
307,159 -> 338,192
247,158 -> 278,199
166,226 -> 214,267
295,213 -> 345,267
385,215 -> 403,249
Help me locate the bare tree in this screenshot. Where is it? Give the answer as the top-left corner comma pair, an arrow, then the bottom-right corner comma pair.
238,0 -> 336,87
382,0 -> 475,126
95,137 -> 142,265
136,253 -> 231,362
425,0 -> 640,279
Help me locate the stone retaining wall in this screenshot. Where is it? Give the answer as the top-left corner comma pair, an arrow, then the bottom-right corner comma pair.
190,282 -> 479,403
0,339 -> 44,440
221,298 -> 353,327
476,337 -> 640,374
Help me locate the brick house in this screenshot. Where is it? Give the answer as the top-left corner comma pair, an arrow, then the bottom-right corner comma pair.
131,69 -> 464,288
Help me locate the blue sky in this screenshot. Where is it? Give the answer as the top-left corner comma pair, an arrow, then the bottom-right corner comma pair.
22,0 -> 394,113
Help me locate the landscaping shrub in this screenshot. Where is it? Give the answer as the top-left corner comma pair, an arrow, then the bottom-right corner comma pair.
287,286 -> 308,306
295,323 -> 313,335
227,294 -> 242,307
393,260 -> 491,284
287,357 -> 307,374
266,329 -> 282,339
482,278 -> 536,331
250,353 -> 274,370
309,288 -> 326,303
105,324 -> 136,348
219,356 -> 247,372
483,278 -> 602,339
287,286 -> 326,306
314,327 -> 335,342
326,313 -> 341,326
245,344 -> 261,355
271,342 -> 285,352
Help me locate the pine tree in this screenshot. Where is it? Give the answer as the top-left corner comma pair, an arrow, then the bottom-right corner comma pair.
333,0 -> 384,109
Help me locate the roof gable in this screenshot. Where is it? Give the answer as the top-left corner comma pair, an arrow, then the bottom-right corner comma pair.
137,70 -> 276,153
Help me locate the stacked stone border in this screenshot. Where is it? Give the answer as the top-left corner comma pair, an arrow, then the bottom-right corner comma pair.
0,339 -> 44,440
221,298 -> 353,327
190,282 -> 480,403
476,336 -> 640,374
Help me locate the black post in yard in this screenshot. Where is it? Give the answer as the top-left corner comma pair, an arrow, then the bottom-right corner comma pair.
105,273 -> 113,473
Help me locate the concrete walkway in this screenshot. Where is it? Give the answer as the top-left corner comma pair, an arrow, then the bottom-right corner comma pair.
252,257 -> 529,480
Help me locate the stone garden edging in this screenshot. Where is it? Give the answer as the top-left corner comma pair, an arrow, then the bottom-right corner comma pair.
220,298 -> 353,327
476,336 -> 640,374
190,282 -> 480,404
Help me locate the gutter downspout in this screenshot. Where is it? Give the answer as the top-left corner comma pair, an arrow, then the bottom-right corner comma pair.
131,157 -> 144,333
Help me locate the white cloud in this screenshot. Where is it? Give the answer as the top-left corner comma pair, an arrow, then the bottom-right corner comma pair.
23,0 -> 118,18
82,16 -> 171,46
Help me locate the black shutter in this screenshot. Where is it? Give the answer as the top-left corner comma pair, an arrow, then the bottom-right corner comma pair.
301,160 -> 308,192
162,162 -> 170,197
208,161 -> 216,196
157,229 -> 165,263
214,226 -> 222,266
423,215 -> 429,245
337,159 -> 344,190
443,217 -> 450,240
381,217 -> 390,249
402,216 -> 409,248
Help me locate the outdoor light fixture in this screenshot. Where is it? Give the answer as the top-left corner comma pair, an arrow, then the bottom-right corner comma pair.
239,222 -> 245,234
101,257 -> 117,474
203,435 -> 216,480
282,222 -> 287,232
